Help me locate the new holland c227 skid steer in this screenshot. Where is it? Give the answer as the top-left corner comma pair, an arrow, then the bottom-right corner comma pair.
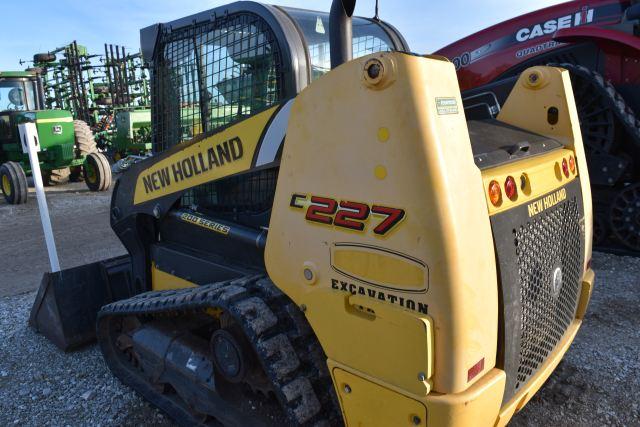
29,1 -> 595,425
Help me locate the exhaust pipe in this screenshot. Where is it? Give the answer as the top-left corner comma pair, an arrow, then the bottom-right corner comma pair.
330,0 -> 356,69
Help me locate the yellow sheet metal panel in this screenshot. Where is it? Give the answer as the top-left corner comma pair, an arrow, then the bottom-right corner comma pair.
133,106 -> 277,204
331,244 -> 427,292
332,367 -> 428,427
265,51 -> 499,394
425,368 -> 505,427
497,66 -> 593,272
307,290 -> 433,395
151,263 -> 196,291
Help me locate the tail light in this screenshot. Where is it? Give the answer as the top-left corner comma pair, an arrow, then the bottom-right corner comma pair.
489,180 -> 502,206
562,158 -> 570,178
505,176 -> 518,200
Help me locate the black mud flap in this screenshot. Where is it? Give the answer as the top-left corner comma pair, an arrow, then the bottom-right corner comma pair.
29,255 -> 133,351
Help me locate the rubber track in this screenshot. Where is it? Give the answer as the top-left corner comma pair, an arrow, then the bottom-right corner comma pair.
97,275 -> 342,427
549,63 -> 640,148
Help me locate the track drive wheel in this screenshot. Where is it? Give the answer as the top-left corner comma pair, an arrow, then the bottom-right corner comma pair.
83,153 -> 112,192
609,183 -> 640,251
0,162 -> 28,204
43,168 -> 70,186
71,120 -> 98,181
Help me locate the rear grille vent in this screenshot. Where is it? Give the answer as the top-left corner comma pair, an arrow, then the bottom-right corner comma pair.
513,196 -> 582,390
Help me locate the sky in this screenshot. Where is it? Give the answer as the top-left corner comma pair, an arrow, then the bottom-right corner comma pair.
0,0 -> 567,70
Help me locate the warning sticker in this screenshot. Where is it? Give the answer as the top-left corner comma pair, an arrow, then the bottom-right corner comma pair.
436,97 -> 459,115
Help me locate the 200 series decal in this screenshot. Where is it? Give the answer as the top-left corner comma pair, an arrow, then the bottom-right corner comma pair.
290,193 -> 405,236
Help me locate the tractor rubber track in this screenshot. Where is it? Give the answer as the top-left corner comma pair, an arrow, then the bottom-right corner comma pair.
551,63 -> 640,256
550,63 -> 640,148
97,275 -> 342,427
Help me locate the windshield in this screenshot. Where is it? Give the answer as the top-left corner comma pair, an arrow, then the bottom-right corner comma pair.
0,79 -> 37,111
281,7 -> 395,80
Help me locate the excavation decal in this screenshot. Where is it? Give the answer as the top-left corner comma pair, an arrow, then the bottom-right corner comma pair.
331,278 -> 428,315
133,106 -> 278,204
527,188 -> 567,218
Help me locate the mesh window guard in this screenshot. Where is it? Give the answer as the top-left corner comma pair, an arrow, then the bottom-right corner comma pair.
152,13 -> 284,153
151,12 -> 284,218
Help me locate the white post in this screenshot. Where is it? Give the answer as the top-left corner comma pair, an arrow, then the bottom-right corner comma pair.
18,123 -> 61,273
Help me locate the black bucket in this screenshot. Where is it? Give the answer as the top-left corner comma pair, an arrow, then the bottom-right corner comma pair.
29,255 -> 132,351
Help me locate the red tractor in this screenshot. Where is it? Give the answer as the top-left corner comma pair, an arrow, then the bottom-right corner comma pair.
437,0 -> 640,254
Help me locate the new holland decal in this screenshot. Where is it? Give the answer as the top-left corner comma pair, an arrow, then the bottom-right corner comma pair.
141,137 -> 243,196
527,188 -> 567,218
133,106 -> 278,204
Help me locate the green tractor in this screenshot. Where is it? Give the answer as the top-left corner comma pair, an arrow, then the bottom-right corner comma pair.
0,70 -> 112,204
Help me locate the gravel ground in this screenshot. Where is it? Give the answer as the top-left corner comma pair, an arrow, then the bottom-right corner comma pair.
511,252 -> 640,427
0,182 -> 126,297
0,252 -> 638,426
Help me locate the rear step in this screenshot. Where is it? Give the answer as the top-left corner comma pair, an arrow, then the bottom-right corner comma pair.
29,255 -> 133,351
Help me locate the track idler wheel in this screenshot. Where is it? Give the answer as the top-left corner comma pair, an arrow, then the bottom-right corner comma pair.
609,183 -> 640,251
211,329 -> 248,383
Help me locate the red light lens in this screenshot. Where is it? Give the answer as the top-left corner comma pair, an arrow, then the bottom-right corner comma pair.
569,156 -> 576,174
562,158 -> 570,178
505,176 -> 517,200
489,180 -> 502,206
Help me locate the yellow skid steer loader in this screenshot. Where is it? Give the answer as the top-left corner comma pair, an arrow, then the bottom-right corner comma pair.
29,1 -> 594,425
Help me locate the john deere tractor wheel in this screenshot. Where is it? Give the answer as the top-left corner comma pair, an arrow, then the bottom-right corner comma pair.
71,120 -> 98,182
0,162 -> 28,204
84,153 -> 112,192
43,168 -> 70,186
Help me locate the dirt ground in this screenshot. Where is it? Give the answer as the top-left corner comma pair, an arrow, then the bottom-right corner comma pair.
0,182 -> 126,297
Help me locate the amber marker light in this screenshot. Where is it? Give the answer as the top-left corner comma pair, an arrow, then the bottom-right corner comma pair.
489,180 -> 502,206
569,155 -> 576,174
562,158 -> 570,178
